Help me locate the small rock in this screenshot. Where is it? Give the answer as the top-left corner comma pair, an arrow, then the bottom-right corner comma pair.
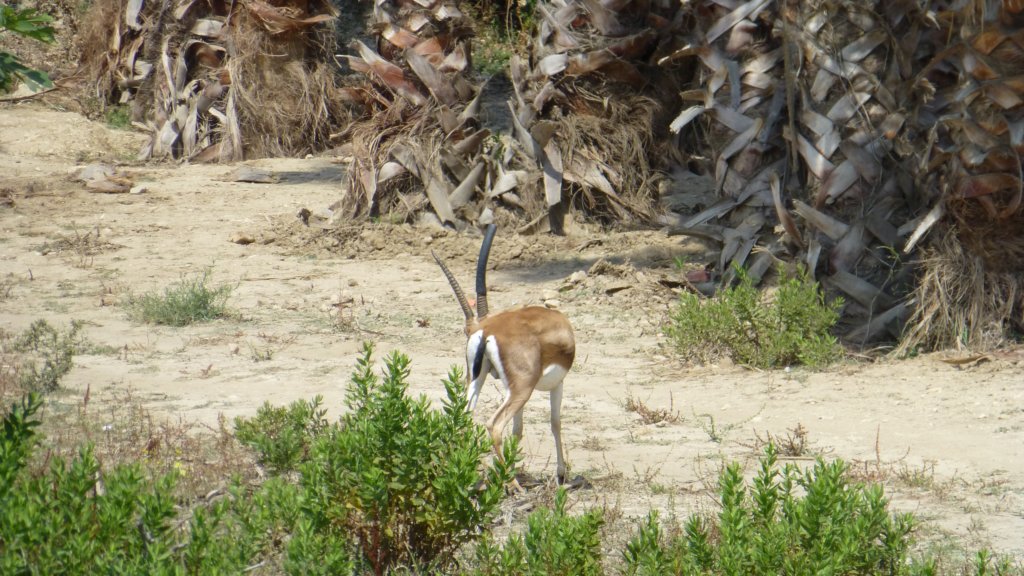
479,206 -> 494,225
70,163 -> 115,182
228,343 -> 240,355
568,270 -> 587,284
416,211 -> 444,230
347,279 -> 358,287
230,233 -> 255,245
605,283 -> 631,295
544,299 -> 561,309
85,176 -> 131,193
541,289 -> 559,300
129,185 -> 148,195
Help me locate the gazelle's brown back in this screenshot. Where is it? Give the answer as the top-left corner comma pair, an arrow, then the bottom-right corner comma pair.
479,306 -> 575,372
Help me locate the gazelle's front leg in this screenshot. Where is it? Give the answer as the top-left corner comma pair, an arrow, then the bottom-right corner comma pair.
512,408 -> 524,438
467,371 -> 486,411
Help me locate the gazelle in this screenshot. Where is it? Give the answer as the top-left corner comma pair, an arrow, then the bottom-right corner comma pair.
433,224 -> 575,484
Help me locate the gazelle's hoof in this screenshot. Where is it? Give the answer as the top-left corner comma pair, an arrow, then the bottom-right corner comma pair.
508,477 -> 526,494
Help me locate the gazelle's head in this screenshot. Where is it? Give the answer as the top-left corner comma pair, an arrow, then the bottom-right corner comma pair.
433,224 -> 497,336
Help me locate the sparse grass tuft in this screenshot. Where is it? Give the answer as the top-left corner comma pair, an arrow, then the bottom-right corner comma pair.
126,269 -> 231,326
750,422 -> 822,458
0,275 -> 15,301
103,104 -> 131,130
625,391 -> 680,425
3,320 -> 84,393
666,265 -> 843,369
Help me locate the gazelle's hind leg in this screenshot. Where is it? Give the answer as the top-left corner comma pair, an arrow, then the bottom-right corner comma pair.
549,381 -> 565,483
487,383 -> 534,491
512,408 -> 524,438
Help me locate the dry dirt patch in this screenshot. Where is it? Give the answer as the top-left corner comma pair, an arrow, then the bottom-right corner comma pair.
1,103 -> 1023,561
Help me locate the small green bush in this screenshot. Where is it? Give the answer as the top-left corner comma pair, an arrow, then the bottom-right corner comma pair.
127,269 -> 231,326
623,444 -> 918,576
472,488 -> 604,576
8,319 -> 83,392
666,265 -> 843,368
301,343 -> 516,573
244,343 -> 516,574
235,396 -> 328,474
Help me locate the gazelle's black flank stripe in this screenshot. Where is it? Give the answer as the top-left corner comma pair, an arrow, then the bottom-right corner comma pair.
470,334 -> 487,381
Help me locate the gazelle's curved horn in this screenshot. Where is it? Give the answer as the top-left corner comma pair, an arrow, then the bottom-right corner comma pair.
433,250 -> 474,325
476,224 -> 497,320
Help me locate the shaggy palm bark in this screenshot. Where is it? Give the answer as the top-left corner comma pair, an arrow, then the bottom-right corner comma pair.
504,0 -> 687,233
898,0 -> 1024,350
340,0 -> 688,231
339,0 -> 489,226
663,0 -> 1018,347
81,0 -> 341,161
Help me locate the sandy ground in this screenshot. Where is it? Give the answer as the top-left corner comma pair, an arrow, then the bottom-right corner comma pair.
2,103 -> 1023,560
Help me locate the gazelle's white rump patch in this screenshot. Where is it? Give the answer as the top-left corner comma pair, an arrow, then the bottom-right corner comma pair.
536,364 -> 568,392
485,335 -> 508,389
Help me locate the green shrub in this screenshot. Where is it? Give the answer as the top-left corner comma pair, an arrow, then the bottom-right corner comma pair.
236,343 -> 523,572
9,319 -> 84,392
472,487 -> 604,576
666,265 -> 843,368
623,444 -> 918,576
127,269 -> 231,326
0,6 -> 55,93
0,393 -> 270,574
235,396 -> 328,474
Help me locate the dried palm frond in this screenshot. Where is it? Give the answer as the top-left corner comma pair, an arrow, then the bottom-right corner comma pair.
898,227 -> 1024,353
338,0 -> 488,227
80,0 -> 345,161
663,0 -> 946,346
505,0 -> 688,232
897,0 -> 1024,349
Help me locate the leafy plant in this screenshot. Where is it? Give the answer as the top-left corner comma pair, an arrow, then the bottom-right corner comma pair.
234,396 -> 329,474
0,5 -> 55,92
127,269 -> 232,326
666,265 -> 843,368
623,444 -> 920,575
0,393 -> 269,574
472,488 -> 604,576
8,319 -> 84,392
297,342 -> 516,574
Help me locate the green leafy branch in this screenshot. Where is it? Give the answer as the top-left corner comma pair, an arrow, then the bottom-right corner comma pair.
0,6 -> 56,92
